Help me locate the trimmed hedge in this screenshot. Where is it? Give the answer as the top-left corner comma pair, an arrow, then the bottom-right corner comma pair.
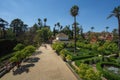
75,57 -> 102,67
96,62 -> 120,80
72,55 -> 94,61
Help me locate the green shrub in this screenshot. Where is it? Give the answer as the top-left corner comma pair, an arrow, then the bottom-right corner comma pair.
13,43 -> 25,51
84,68 -> 102,80
75,60 -> 81,67
77,63 -> 102,80
91,43 -> 99,50
66,43 -> 74,48
21,45 -> 36,58
60,49 -> 68,58
56,44 -> 64,53
65,54 -> 72,61
9,45 -> 35,63
52,42 -> 64,53
10,51 -> 22,62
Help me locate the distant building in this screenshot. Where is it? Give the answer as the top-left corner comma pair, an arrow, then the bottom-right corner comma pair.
90,36 -> 97,43
99,33 -> 113,41
105,34 -> 113,41
56,33 -> 68,41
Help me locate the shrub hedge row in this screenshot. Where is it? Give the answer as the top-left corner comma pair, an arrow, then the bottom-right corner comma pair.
75,57 -> 102,66
72,55 -> 94,61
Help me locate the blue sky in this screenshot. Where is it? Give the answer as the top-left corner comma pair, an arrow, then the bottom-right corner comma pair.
0,0 -> 120,32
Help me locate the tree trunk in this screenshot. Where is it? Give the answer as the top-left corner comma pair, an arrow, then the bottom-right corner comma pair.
74,17 -> 76,54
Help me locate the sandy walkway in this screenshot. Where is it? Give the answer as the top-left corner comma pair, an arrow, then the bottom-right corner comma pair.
1,44 -> 78,80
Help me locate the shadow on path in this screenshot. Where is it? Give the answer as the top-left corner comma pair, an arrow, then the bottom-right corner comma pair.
23,57 -> 40,63
33,51 -> 42,56
13,63 -> 35,75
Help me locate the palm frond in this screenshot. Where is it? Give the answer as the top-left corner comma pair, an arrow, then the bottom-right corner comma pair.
107,14 -> 114,19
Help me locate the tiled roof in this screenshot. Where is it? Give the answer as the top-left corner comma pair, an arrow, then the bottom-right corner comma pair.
56,33 -> 68,37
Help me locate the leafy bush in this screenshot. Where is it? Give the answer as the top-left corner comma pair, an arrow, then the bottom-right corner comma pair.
21,45 -> 36,58
76,42 -> 85,48
52,42 -> 64,53
66,43 -> 74,48
13,43 -> 25,51
91,43 -> 99,50
77,63 -> 102,80
98,41 -> 119,55
65,54 -> 72,61
10,51 -> 22,62
56,44 -> 64,53
10,45 -> 35,63
60,49 -> 68,58
84,68 -> 101,80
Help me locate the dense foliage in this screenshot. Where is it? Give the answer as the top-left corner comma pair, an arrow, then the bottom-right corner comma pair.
77,63 -> 102,80
10,44 -> 35,62
52,42 -> 65,53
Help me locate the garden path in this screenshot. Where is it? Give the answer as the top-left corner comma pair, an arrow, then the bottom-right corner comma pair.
1,44 -> 78,80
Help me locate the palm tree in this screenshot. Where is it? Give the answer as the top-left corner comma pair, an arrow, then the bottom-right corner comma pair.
91,26 -> 94,32
105,26 -> 109,32
53,24 -> 57,36
107,6 -> 120,50
38,18 -> 41,28
38,18 -> 43,29
44,18 -> 47,27
70,5 -> 79,54
57,22 -> 60,32
60,26 -> 63,31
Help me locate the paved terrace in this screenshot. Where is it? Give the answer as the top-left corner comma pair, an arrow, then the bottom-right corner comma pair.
1,44 -> 78,80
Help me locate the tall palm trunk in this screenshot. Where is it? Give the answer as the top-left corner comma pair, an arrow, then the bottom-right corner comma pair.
44,22 -> 46,27
74,16 -> 76,54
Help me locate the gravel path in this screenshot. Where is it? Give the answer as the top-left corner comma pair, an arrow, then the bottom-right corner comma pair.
1,44 -> 78,80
